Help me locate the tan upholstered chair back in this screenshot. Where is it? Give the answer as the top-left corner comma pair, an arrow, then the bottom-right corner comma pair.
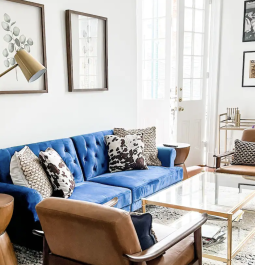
36,198 -> 141,265
242,129 -> 255,142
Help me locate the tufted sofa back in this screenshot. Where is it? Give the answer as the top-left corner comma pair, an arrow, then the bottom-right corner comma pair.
71,130 -> 113,181
0,138 -> 84,184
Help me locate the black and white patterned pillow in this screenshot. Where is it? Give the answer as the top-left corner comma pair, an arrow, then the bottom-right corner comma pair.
114,127 -> 162,166
232,139 -> 255,165
39,148 -> 75,198
105,134 -> 148,173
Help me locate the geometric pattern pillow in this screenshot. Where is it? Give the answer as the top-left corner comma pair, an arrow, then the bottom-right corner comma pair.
16,146 -> 53,199
232,139 -> 255,165
39,148 -> 75,199
105,134 -> 148,173
114,127 -> 162,166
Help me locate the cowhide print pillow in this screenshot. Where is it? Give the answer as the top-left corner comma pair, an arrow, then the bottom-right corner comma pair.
105,134 -> 148,173
13,146 -> 53,199
114,127 -> 162,166
232,139 -> 255,165
39,148 -> 75,198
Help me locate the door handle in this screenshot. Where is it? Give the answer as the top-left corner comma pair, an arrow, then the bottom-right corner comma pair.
179,107 -> 184,112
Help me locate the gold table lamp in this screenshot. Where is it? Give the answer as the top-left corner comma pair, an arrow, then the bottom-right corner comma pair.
0,50 -> 46,82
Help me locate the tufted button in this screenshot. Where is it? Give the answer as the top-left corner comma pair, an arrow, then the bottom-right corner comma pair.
96,140 -> 100,146
95,153 -> 98,158
93,165 -> 97,171
87,144 -> 90,148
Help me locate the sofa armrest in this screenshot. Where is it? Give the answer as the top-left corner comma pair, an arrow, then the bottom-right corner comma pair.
125,213 -> 208,263
0,182 -> 43,223
157,147 -> 176,167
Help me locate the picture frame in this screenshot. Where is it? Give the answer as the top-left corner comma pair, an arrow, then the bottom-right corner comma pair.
242,51 -> 255,87
0,0 -> 48,94
66,10 -> 108,92
243,0 -> 255,42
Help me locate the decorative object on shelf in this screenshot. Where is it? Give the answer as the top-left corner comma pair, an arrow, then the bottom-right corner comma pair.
218,109 -> 255,154
66,10 -> 108,92
243,0 -> 255,42
0,0 -> 48,94
242,51 -> 255,87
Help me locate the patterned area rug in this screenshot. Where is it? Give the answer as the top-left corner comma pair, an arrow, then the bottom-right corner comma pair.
15,205 -> 255,265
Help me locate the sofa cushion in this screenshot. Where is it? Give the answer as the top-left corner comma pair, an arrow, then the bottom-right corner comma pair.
0,138 -> 84,184
69,182 -> 131,209
71,130 -> 113,180
90,166 -> 183,203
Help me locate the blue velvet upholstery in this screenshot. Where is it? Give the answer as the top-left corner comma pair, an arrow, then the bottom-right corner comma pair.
90,166 -> 183,203
69,182 -> 131,209
157,147 -> 176,167
0,138 -> 84,184
71,130 -> 113,180
0,183 -> 43,248
0,130 -> 183,249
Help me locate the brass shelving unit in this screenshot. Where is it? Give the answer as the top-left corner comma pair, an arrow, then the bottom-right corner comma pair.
219,113 -> 255,154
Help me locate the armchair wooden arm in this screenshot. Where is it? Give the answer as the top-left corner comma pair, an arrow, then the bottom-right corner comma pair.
125,213 -> 208,263
214,151 -> 235,169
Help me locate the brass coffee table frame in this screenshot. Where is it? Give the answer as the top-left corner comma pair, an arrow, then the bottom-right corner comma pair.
142,189 -> 255,265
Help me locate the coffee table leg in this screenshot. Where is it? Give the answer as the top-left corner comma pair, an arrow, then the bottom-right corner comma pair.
142,200 -> 146,213
227,215 -> 233,265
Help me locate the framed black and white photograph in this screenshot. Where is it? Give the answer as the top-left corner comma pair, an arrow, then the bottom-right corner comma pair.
0,0 -> 48,94
242,51 -> 255,87
243,0 -> 255,42
66,10 -> 108,92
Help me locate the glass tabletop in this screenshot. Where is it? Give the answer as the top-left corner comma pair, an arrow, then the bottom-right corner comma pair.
145,172 -> 255,216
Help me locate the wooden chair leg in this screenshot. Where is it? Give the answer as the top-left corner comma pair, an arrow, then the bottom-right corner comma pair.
216,157 -> 221,169
194,228 -> 202,265
43,237 -> 50,265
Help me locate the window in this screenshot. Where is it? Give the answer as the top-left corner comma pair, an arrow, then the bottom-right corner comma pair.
142,0 -> 166,99
182,0 -> 206,101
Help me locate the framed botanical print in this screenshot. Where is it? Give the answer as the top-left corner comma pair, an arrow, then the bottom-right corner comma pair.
243,0 -> 255,42
0,0 -> 48,94
66,10 -> 108,92
242,51 -> 255,87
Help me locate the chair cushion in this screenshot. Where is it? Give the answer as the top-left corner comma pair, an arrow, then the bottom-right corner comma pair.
216,165 -> 255,176
71,130 -> 113,180
0,138 -> 84,184
69,182 -> 131,209
90,166 -> 183,203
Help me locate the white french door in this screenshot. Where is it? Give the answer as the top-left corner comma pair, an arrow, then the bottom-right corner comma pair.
172,0 -> 210,166
137,0 -> 172,144
137,0 -> 211,165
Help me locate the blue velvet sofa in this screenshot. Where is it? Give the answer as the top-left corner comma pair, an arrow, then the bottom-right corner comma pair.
0,130 -> 183,249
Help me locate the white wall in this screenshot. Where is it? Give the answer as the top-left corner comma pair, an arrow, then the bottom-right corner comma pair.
0,0 -> 137,149
218,0 -> 255,149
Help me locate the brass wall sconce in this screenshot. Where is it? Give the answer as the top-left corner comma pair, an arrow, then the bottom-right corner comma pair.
0,50 -> 46,83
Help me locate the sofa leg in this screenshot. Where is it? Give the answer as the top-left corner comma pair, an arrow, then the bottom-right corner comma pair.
194,228 -> 202,265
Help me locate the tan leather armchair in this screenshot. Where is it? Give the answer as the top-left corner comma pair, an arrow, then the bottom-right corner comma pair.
35,197 -> 207,265
215,129 -> 255,176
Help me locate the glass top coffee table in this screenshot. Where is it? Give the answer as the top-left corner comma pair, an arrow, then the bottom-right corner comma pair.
142,172 -> 255,265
